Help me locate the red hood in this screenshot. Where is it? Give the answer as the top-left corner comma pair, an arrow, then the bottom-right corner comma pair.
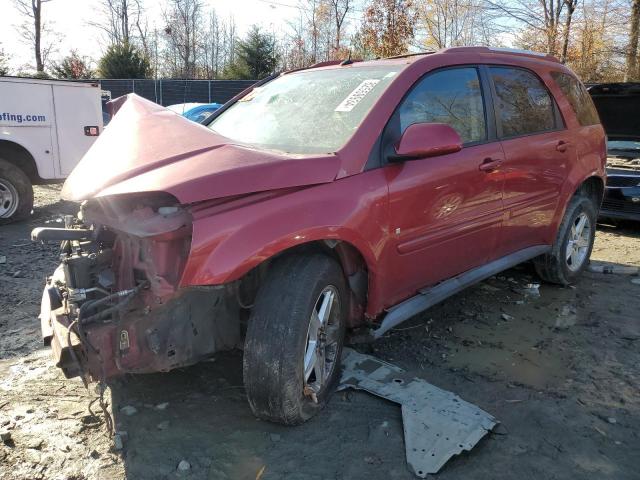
62,94 -> 341,204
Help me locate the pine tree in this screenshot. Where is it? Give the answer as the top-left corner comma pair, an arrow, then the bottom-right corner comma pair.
98,42 -> 150,78
224,26 -> 278,80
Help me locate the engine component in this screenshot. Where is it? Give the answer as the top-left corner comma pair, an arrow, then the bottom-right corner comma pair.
31,227 -> 92,242
62,250 -> 113,290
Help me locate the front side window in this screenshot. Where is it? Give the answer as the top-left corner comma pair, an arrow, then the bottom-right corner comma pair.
490,67 -> 556,137
208,66 -> 401,154
398,67 -> 486,144
551,71 -> 600,126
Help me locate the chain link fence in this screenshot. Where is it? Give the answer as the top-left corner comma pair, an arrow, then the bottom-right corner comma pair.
97,79 -> 257,106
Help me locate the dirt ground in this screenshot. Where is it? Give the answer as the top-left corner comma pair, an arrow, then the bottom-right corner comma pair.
1,185 -> 639,480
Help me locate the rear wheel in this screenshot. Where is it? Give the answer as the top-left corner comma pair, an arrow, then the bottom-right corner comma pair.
243,254 -> 347,425
0,159 -> 33,224
534,194 -> 597,285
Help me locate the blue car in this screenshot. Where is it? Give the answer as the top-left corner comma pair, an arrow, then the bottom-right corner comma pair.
183,103 -> 223,123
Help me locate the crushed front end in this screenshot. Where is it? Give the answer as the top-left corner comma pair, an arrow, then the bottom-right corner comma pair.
33,194 -> 241,383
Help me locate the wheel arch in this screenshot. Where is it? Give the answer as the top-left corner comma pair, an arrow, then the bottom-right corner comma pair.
268,240 -> 370,327
551,174 -> 605,241
574,175 -> 605,207
186,235 -> 374,328
0,139 -> 42,184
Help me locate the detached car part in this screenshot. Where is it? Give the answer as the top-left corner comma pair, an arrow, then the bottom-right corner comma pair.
339,349 -> 498,477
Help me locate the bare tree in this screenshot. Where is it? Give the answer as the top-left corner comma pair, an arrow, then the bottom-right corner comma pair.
627,0 -> 640,80
417,0 -> 501,49
360,0 -> 417,58
331,0 -> 350,54
0,44 -> 11,76
283,13 -> 309,69
89,0 -> 138,45
14,0 -> 56,73
162,0 -> 204,78
133,0 -> 150,55
488,0 -> 566,56
560,0 -> 578,63
202,10 -> 223,78
89,0 -> 153,66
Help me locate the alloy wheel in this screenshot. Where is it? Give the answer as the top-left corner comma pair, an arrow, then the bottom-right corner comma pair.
566,211 -> 591,272
303,285 -> 341,399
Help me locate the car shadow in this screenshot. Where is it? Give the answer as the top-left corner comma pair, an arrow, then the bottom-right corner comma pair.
597,220 -> 640,238
108,350 -> 408,480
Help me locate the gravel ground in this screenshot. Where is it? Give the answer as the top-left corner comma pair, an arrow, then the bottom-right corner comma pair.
0,185 -> 639,480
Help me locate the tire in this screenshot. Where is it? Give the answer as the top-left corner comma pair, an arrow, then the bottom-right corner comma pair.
534,194 -> 597,285
243,253 -> 347,425
0,158 -> 33,224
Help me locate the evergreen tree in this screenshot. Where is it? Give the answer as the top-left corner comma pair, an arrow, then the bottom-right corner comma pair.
224,26 -> 278,80
98,42 -> 150,78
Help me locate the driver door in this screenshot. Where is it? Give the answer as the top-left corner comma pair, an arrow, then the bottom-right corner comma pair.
382,66 -> 505,304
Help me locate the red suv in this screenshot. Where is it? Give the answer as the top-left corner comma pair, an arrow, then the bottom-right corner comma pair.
34,47 -> 605,425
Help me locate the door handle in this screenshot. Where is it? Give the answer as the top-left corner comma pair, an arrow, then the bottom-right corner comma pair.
556,140 -> 570,152
479,158 -> 502,172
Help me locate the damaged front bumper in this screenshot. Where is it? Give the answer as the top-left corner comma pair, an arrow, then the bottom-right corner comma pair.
39,284 -> 241,380
34,196 -> 242,382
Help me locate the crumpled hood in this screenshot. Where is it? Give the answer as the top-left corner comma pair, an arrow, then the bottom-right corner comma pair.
62,94 -> 341,204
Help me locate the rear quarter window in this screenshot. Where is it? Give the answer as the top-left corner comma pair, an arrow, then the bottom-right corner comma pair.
551,71 -> 600,126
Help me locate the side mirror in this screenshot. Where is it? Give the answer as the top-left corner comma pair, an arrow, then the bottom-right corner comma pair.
392,123 -> 462,161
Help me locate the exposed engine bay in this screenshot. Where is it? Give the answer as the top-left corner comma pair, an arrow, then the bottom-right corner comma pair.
34,194 -> 242,383
607,156 -> 640,171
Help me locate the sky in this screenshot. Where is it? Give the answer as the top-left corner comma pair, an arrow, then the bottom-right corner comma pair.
0,0 -> 306,71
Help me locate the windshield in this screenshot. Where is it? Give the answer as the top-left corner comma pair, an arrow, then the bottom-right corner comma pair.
208,66 -> 401,154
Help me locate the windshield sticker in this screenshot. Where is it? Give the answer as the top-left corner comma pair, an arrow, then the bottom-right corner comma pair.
335,79 -> 380,112
239,87 -> 262,102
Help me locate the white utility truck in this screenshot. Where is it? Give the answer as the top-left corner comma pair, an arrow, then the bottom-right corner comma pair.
0,77 -> 103,223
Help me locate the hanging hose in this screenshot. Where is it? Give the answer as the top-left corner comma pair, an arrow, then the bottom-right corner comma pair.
79,281 -> 148,326
66,320 -> 88,388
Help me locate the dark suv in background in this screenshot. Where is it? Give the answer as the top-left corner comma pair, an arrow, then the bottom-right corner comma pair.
589,83 -> 640,222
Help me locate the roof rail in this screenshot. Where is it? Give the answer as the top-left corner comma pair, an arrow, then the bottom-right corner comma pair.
440,46 -> 560,62
284,59 -> 363,76
384,51 -> 434,60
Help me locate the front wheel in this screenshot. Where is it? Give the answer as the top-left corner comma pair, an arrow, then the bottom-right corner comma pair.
534,194 -> 597,285
0,158 -> 33,224
243,254 -> 347,425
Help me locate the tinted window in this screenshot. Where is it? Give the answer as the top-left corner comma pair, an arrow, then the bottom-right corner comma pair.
551,71 -> 600,126
490,67 -> 556,137
398,67 -> 486,144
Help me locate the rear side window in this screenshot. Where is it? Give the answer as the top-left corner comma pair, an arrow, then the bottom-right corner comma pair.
490,67 -> 556,137
398,67 -> 486,144
551,71 -> 600,126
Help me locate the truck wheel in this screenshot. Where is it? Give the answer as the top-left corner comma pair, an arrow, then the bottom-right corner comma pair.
243,254 -> 347,425
0,158 -> 33,224
534,194 -> 597,285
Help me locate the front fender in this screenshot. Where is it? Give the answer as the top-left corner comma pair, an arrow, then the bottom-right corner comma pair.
180,170 -> 390,301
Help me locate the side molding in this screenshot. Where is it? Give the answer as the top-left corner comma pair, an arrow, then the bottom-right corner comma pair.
373,245 -> 551,338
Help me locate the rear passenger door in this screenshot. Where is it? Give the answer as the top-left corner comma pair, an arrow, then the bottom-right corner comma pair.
488,66 -> 574,254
